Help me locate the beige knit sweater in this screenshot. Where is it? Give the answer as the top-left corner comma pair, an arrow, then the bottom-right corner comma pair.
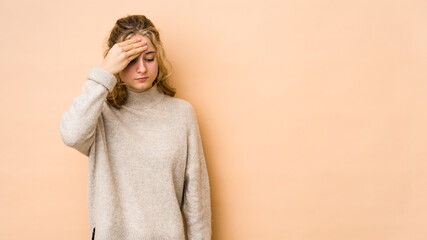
59,67 -> 211,240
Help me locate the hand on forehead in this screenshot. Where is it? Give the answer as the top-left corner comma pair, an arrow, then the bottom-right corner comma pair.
126,34 -> 156,55
126,34 -> 148,44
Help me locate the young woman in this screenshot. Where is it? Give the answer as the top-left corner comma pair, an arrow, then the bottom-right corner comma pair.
59,15 -> 211,240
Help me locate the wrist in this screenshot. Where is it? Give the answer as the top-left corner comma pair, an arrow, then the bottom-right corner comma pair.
99,64 -> 115,75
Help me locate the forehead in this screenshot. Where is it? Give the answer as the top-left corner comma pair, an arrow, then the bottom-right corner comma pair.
126,34 -> 156,56
126,34 -> 151,45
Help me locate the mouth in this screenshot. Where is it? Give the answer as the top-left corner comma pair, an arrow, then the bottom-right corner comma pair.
136,77 -> 148,82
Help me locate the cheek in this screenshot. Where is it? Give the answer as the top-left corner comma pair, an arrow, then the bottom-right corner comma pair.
151,62 -> 159,74
122,64 -> 134,73
119,65 -> 134,80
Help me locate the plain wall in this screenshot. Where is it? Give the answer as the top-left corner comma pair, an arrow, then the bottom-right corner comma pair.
1,0 -> 426,239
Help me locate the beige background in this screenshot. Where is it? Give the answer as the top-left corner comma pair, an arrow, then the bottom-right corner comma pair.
1,0 -> 426,239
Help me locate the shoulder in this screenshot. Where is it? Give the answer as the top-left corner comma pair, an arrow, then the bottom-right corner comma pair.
163,96 -> 196,114
162,96 -> 199,125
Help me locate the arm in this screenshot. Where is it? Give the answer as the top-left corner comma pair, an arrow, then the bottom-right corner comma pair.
59,67 -> 116,156
182,105 -> 212,239
59,37 -> 146,156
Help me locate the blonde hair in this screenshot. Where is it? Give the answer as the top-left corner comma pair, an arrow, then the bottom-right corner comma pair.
104,15 -> 175,108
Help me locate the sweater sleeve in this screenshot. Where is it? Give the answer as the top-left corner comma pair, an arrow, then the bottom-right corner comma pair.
59,67 -> 117,156
182,105 -> 212,240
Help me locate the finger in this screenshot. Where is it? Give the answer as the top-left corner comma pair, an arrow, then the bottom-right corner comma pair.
122,41 -> 147,52
126,46 -> 147,60
125,47 -> 145,62
118,37 -> 142,47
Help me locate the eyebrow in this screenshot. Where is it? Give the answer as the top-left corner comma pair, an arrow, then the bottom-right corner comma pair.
144,51 -> 156,55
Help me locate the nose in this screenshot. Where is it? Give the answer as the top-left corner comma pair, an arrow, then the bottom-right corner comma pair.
136,58 -> 147,73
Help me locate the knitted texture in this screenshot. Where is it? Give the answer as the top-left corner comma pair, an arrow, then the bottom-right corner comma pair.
59,67 -> 211,240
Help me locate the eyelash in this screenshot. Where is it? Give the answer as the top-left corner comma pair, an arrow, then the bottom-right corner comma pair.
130,58 -> 155,64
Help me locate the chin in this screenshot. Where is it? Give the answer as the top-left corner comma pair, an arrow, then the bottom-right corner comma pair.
127,84 -> 153,93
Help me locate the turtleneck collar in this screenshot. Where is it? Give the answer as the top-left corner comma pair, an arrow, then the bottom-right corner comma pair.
124,85 -> 164,109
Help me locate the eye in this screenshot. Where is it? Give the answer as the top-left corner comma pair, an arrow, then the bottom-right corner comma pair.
129,59 -> 137,64
145,58 -> 155,62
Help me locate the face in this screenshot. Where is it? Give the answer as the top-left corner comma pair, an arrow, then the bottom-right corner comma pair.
119,34 -> 158,93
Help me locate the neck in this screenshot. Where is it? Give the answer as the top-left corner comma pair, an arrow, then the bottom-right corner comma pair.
125,85 -> 164,109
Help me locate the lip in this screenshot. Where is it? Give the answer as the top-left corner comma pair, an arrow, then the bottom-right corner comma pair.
136,77 -> 148,82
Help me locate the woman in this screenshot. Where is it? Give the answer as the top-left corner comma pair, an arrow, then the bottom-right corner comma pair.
59,15 -> 211,240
